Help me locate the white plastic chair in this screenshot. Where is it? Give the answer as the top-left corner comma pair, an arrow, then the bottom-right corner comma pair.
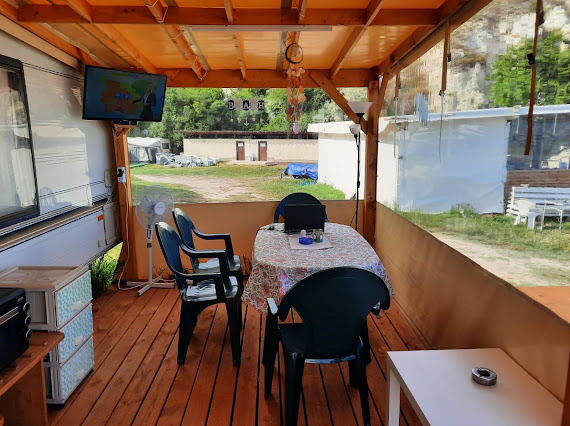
514,199 -> 539,229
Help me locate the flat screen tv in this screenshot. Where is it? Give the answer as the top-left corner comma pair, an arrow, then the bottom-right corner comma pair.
82,66 -> 167,122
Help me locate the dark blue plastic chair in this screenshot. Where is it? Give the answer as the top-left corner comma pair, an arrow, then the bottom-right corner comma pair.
155,222 -> 242,366
262,267 -> 390,426
173,208 -> 243,293
273,192 -> 327,223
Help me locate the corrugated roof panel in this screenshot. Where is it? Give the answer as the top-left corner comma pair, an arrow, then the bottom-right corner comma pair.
342,25 -> 417,69
297,27 -> 352,69
241,31 -> 281,70
116,25 -> 189,68
192,31 -> 241,69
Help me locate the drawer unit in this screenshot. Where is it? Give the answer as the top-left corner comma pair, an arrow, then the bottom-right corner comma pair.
46,304 -> 93,365
0,266 -> 92,331
0,265 -> 94,406
45,336 -> 94,405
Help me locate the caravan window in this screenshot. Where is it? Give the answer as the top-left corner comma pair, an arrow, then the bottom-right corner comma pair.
0,55 -> 39,229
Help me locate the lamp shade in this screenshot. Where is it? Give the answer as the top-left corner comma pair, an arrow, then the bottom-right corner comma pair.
349,124 -> 361,135
348,101 -> 373,115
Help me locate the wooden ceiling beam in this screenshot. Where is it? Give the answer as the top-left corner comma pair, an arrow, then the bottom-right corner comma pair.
0,0 -> 83,62
164,68 -> 375,88
93,24 -> 158,73
310,70 -> 369,134
63,0 -> 92,22
329,0 -> 387,78
224,0 -> 246,80
375,0 -> 491,77
142,0 -> 205,79
17,5 -> 440,27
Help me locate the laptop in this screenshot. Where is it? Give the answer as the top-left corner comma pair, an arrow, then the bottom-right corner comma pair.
284,204 -> 326,233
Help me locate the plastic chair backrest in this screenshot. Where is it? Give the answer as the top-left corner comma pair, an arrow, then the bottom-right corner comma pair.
517,199 -> 536,216
278,267 -> 390,359
173,208 -> 196,250
274,192 -> 324,223
155,222 -> 188,291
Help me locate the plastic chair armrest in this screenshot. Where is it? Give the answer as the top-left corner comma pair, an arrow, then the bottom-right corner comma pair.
267,298 -> 278,316
180,244 -> 226,260
194,231 -> 236,260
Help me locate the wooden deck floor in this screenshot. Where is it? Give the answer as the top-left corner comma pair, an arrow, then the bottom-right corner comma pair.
48,285 -> 428,426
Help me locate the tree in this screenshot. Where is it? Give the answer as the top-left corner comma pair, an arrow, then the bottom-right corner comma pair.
489,30 -> 570,107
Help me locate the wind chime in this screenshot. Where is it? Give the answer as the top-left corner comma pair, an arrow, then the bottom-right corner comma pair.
227,98 -> 265,125
284,42 -> 305,134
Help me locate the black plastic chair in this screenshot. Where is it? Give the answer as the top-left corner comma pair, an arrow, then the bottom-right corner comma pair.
155,222 -> 242,366
262,267 -> 390,426
173,208 -> 244,292
273,192 -> 327,223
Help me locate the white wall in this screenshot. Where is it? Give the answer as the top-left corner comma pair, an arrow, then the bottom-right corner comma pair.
0,30 -> 117,268
393,116 -> 509,213
183,138 -> 318,162
310,121 -> 365,200
313,115 -> 509,213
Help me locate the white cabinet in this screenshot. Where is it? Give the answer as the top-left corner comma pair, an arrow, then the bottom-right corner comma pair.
0,265 -> 94,405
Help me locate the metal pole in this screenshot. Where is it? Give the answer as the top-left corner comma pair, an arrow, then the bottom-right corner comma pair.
355,116 -> 361,232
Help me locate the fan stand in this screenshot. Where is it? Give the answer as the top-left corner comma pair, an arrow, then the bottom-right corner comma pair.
126,226 -> 175,296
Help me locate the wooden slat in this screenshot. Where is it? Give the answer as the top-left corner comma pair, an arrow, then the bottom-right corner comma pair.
330,0 -> 387,77
205,306 -> 243,425
166,68 -> 376,88
156,305 -> 218,425
83,291 -> 179,424
54,290 -> 167,425
310,70 -> 369,133
182,306 -> 230,426
107,298 -> 180,425
143,0 -> 205,79
62,0 -> 92,22
231,306 -> 262,425
50,288 -> 429,426
17,6 -> 440,27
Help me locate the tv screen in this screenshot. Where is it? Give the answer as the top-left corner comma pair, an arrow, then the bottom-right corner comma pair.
82,66 -> 167,122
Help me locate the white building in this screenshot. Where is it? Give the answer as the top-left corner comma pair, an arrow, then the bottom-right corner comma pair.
312,105 -> 570,214
181,131 -> 318,163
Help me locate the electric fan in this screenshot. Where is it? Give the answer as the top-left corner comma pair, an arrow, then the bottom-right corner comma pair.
127,185 -> 175,296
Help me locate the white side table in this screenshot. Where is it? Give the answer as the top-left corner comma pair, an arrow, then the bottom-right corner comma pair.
387,348 -> 563,426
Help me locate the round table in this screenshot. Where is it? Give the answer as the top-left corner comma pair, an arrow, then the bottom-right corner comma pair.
242,222 -> 394,312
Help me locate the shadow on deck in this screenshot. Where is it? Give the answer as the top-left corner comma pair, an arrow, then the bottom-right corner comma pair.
48,285 -> 427,425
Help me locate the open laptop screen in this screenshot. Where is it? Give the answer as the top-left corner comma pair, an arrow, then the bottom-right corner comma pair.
284,204 -> 326,233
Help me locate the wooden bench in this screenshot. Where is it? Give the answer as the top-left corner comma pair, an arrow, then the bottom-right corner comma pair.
506,186 -> 570,229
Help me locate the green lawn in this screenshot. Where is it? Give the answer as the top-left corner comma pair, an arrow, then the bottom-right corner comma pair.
130,163 -> 345,202
130,175 -> 206,203
400,208 -> 570,259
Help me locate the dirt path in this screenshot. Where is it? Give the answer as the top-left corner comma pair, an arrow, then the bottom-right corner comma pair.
432,232 -> 570,287
134,174 -> 266,202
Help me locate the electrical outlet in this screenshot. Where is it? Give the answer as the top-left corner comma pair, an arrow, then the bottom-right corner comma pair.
117,167 -> 126,183
104,170 -> 112,188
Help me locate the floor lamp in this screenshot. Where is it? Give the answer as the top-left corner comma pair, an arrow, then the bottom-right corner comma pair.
348,101 -> 373,233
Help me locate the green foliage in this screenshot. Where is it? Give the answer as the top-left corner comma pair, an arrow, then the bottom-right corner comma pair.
258,179 -> 346,201
90,245 -> 121,298
131,86 -> 368,144
489,30 -> 570,107
131,163 -> 285,179
398,208 -> 570,257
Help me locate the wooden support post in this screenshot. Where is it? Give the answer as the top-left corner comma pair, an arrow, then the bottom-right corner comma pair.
111,123 -> 138,282
363,78 -> 386,245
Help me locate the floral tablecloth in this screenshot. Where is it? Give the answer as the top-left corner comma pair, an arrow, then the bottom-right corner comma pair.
242,222 -> 394,312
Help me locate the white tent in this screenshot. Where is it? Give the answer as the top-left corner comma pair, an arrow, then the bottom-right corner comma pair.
127,137 -> 171,163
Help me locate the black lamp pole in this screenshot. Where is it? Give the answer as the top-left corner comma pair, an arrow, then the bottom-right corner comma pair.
354,114 -> 363,233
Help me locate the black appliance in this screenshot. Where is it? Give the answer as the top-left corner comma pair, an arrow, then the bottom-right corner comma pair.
0,288 -> 31,370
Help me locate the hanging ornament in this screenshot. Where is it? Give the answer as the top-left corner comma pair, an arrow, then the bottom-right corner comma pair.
230,111 -> 234,122
284,43 -> 305,133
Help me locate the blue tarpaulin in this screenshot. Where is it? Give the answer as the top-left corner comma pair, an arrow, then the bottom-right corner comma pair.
284,163 -> 318,180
